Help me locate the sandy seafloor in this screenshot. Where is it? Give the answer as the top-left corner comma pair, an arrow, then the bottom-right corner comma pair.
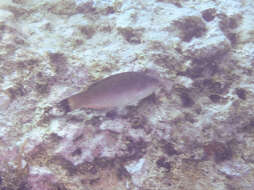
0,0 -> 254,189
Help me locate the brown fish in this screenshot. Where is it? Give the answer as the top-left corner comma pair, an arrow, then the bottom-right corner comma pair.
59,71 -> 160,112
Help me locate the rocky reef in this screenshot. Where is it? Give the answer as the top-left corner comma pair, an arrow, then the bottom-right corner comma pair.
0,0 -> 254,190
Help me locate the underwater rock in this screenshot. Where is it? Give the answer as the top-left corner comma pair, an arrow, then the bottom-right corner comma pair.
0,0 -> 253,190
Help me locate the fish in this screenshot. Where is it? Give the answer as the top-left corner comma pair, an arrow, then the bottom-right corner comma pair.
58,71 -> 160,113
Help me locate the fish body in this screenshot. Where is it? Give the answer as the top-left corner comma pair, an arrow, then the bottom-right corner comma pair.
63,71 -> 160,111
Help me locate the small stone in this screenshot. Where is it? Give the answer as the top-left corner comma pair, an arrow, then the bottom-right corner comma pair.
79,25 -> 96,39
226,32 -> 238,45
162,141 -> 178,156
203,141 -> 233,163
179,92 -> 195,107
202,8 -> 216,22
235,88 -> 247,100
174,16 -> 207,42
118,27 -> 143,44
156,157 -> 171,171
209,94 -> 221,103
